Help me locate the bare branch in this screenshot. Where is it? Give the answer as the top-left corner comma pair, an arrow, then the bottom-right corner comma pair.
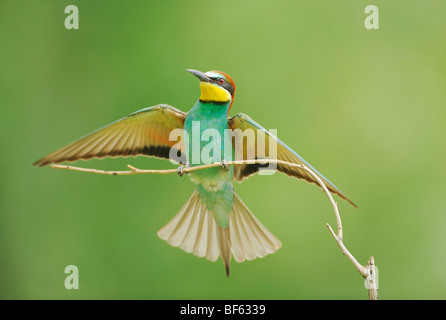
50,159 -> 378,299
51,164 -> 136,175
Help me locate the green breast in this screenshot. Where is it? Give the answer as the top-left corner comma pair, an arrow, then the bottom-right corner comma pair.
184,100 -> 234,187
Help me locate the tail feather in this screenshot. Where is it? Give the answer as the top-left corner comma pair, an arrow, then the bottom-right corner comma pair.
217,225 -> 231,276
157,189 -> 219,261
159,192 -> 199,247
157,188 -> 282,275
230,192 -> 281,262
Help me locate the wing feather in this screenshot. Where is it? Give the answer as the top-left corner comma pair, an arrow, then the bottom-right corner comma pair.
34,104 -> 187,166
228,113 -> 356,207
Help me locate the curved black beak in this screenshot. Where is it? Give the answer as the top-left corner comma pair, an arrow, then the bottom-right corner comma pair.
186,69 -> 211,82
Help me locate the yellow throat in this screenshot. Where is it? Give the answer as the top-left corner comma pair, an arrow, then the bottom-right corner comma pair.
199,82 -> 231,103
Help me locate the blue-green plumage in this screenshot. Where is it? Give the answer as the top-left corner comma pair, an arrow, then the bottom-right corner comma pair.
184,100 -> 234,228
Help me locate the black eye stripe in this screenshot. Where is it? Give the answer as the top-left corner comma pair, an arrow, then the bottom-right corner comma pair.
210,77 -> 223,82
222,83 -> 234,95
210,77 -> 234,96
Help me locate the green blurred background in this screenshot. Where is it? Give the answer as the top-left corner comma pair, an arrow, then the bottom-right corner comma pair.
1,0 -> 445,299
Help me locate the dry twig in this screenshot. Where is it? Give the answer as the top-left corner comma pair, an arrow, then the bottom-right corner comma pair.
51,159 -> 378,299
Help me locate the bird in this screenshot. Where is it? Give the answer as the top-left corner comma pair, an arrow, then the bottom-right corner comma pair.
34,69 -> 356,276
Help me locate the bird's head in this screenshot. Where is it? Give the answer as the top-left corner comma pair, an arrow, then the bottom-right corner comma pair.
186,69 -> 236,112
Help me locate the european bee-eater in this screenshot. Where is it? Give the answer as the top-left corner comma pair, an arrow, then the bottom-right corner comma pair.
34,69 -> 355,276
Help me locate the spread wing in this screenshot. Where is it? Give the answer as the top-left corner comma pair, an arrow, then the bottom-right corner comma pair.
34,104 -> 187,167
228,113 -> 356,208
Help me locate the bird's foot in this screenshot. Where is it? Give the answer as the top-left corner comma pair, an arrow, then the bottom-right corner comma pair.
177,165 -> 185,177
221,159 -> 230,171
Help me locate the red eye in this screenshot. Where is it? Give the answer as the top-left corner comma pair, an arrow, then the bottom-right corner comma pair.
218,78 -> 225,84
